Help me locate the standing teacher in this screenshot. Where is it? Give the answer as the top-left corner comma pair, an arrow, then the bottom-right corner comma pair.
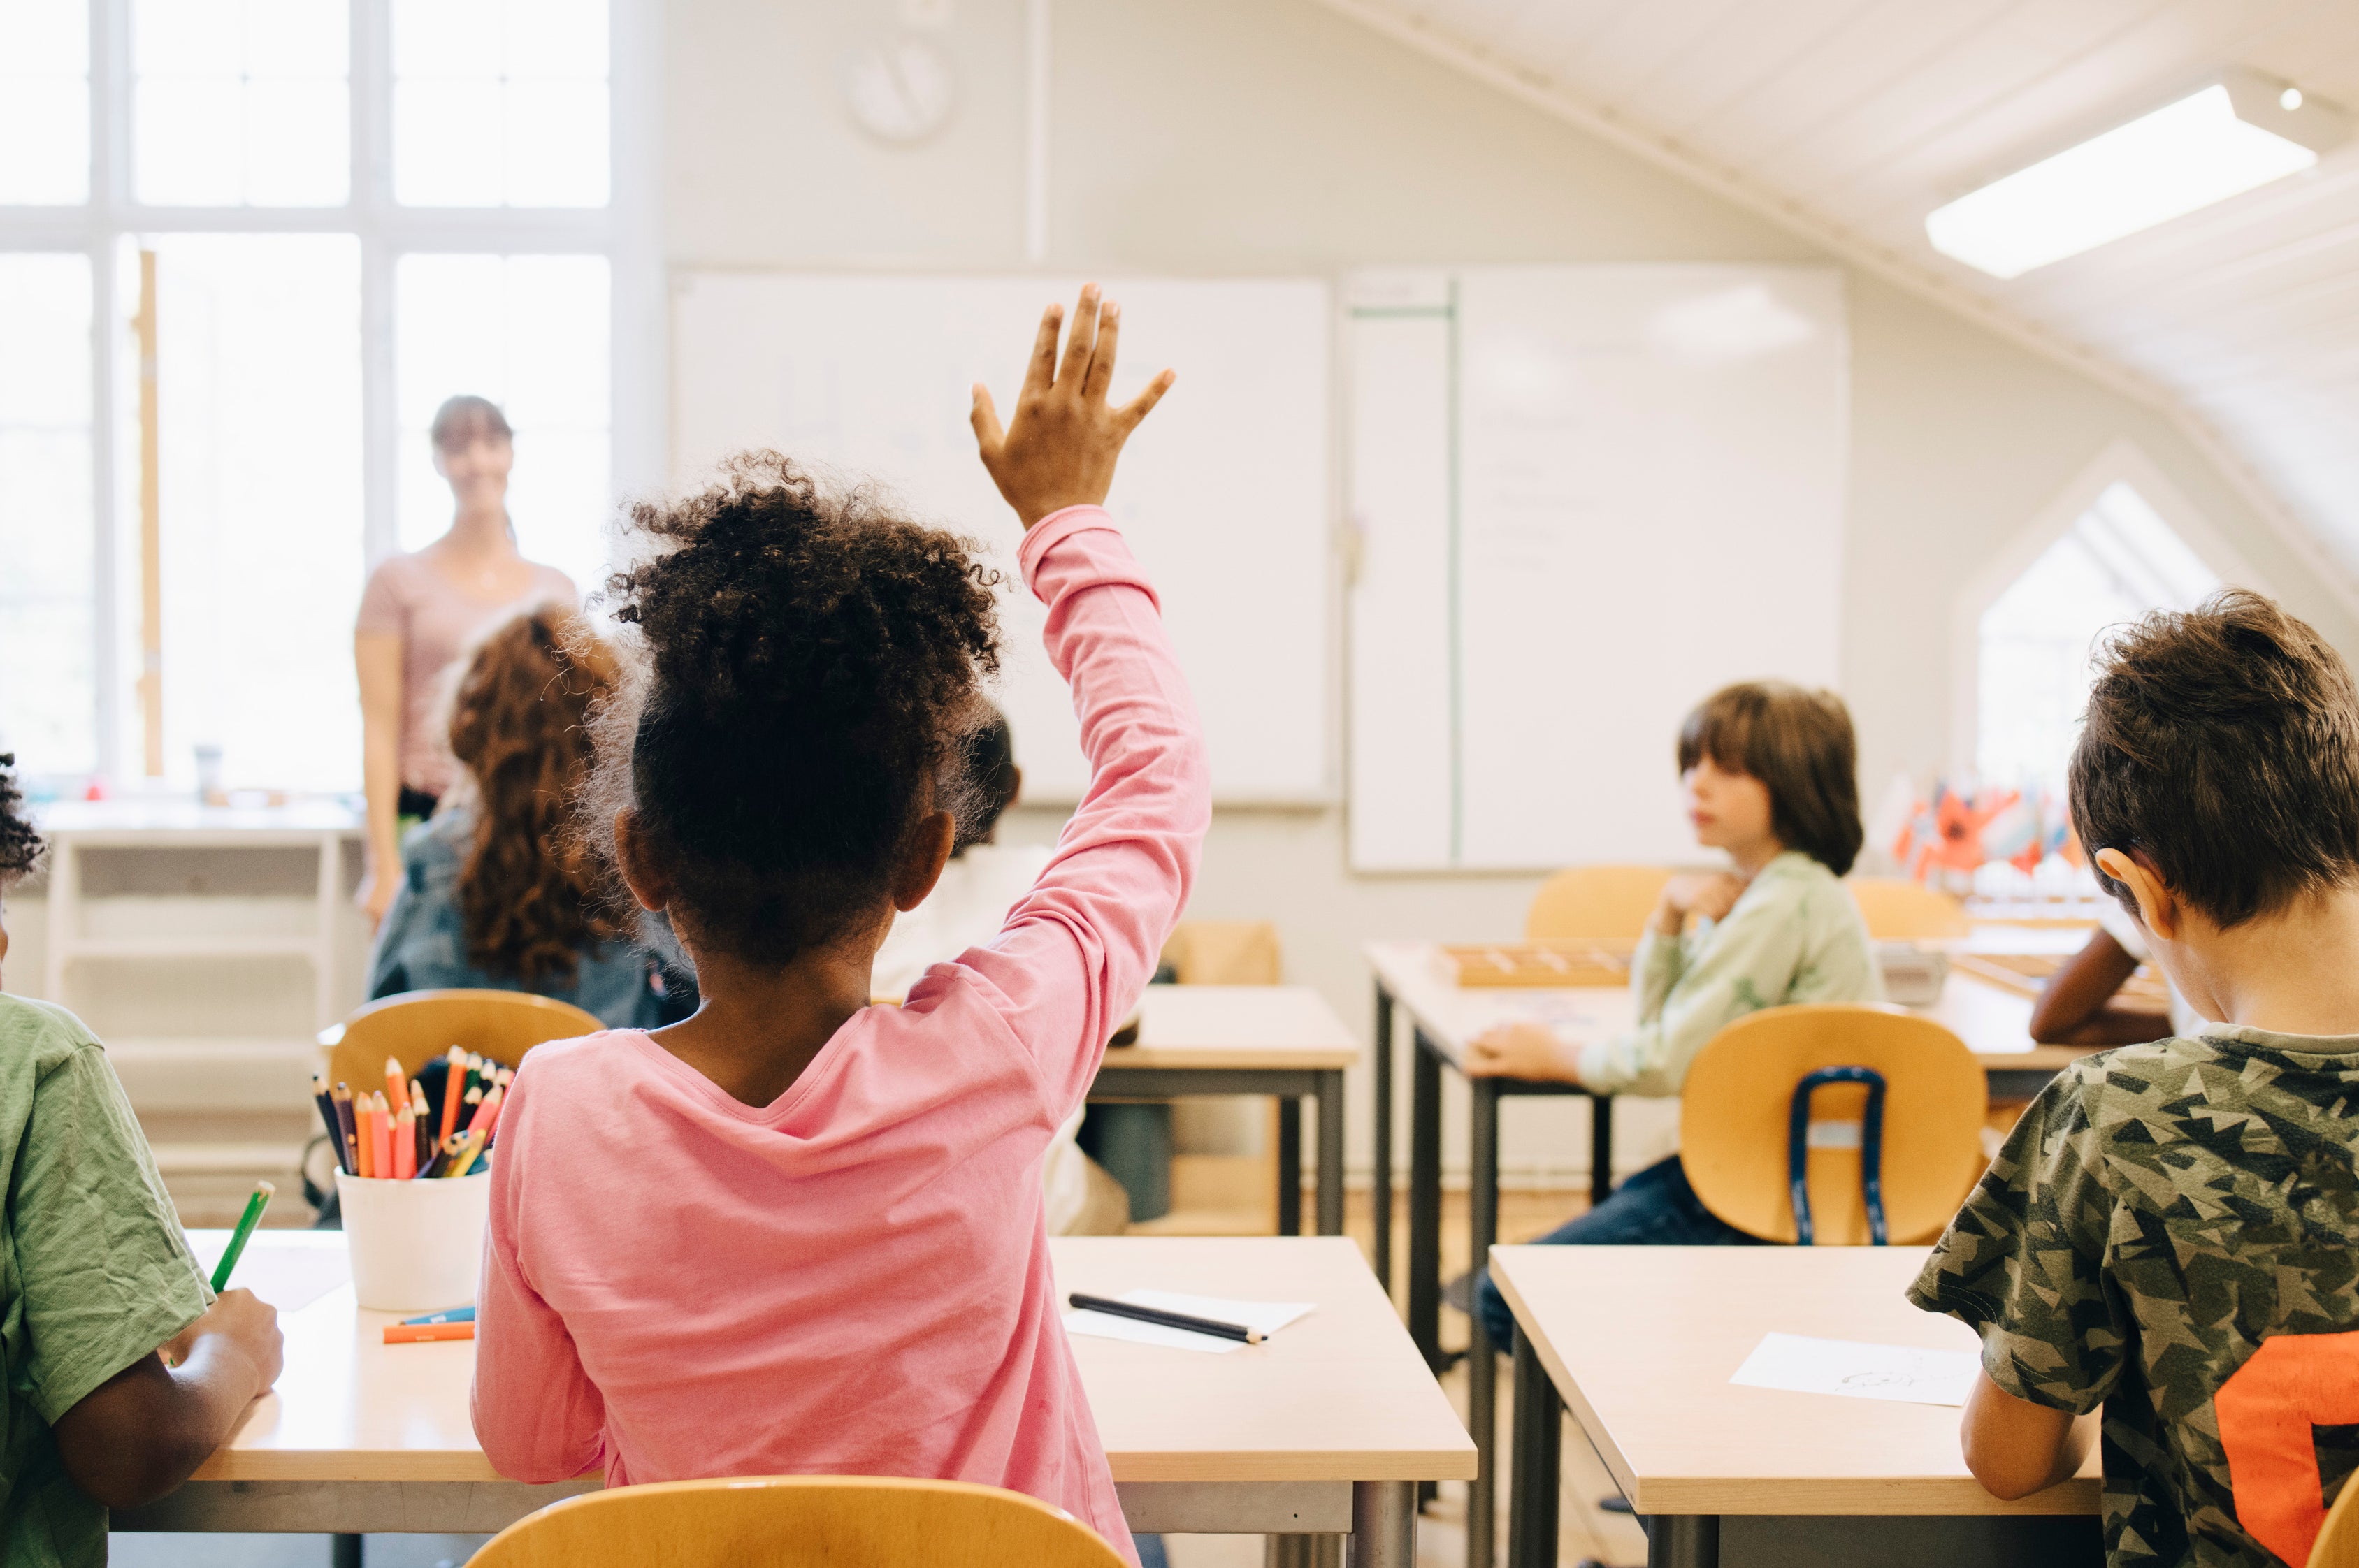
354,396 -> 577,929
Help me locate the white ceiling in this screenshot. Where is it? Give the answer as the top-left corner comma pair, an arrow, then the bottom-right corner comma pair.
1317,0 -> 2359,588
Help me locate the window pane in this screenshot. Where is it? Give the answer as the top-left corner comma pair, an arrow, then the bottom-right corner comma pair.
134,0 -> 349,207
0,0 -> 91,205
153,235 -> 362,792
0,254 -> 96,776
395,253 -> 611,593
394,0 -> 607,208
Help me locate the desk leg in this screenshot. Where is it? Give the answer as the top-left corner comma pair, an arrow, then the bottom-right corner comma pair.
1278,1097 -> 1304,1236
1351,1480 -> 1415,1568
1469,1078 -> 1501,1568
332,1534 -> 362,1568
1316,1068 -> 1345,1236
1407,1031 -> 1443,1373
1508,1328 -> 1561,1568
1371,984 -> 1394,1293
1589,1094 -> 1615,1209
1644,1516 -> 1719,1568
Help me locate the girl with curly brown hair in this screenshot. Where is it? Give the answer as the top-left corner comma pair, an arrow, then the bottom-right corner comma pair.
470,286 -> 1195,1567
366,604 -> 675,1026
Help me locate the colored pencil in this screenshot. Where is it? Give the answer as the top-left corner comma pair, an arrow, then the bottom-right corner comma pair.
371,1093 -> 394,1179
391,1106 -> 416,1179
464,1052 -> 485,1102
210,1182 -> 275,1291
383,1054 -> 406,1115
383,1321 -> 475,1344
312,1075 -> 350,1175
1065,1292 -> 1264,1345
421,1132 -> 461,1179
402,1306 -> 475,1325
444,1128 -> 487,1178
352,1093 -> 375,1177
438,1046 -> 467,1146
333,1084 -> 359,1177
410,1079 -> 431,1172
466,1084 -> 503,1135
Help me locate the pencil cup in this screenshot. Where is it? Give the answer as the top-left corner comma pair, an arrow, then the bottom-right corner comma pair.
336,1170 -> 491,1314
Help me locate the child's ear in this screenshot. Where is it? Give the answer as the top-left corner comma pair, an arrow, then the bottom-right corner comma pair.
893,811 -> 957,913
614,808 -> 671,915
2093,848 -> 2180,941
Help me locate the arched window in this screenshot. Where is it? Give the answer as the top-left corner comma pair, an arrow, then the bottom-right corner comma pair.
1977,480 -> 2219,790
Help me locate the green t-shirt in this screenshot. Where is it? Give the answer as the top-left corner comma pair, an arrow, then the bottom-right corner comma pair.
1909,1026 -> 2359,1568
0,995 -> 210,1568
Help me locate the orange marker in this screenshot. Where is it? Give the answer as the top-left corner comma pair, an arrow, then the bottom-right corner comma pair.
371,1093 -> 394,1179
353,1097 -> 377,1178
383,1321 -> 475,1344
383,1055 -> 406,1112
391,1106 -> 416,1179
438,1045 -> 467,1147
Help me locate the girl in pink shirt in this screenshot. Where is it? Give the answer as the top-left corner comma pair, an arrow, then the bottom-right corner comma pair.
470,288 -> 1194,1565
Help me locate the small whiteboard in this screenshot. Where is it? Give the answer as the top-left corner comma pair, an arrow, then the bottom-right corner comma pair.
672,273 -> 1333,804
1347,266 -> 1848,871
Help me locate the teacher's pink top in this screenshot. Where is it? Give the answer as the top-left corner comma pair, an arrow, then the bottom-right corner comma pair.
469,507 -> 1208,1565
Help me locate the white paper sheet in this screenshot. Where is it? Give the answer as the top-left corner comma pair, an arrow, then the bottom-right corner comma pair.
187,1233 -> 352,1314
1063,1289 -> 1315,1354
1729,1331 -> 1979,1407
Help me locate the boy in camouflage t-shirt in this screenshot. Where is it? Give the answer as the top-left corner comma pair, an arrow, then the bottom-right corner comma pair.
1911,590 -> 2359,1568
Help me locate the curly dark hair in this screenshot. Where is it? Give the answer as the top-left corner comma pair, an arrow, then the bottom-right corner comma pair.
449,606 -> 632,985
587,452 -> 1002,967
0,755 -> 41,885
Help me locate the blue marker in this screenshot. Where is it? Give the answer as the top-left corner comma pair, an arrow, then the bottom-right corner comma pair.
401,1306 -> 476,1326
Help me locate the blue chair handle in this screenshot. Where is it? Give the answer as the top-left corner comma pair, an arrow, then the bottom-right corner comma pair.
1787,1066 -> 1887,1246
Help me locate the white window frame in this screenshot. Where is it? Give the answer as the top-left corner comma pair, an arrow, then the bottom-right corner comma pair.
0,0 -> 661,783
1947,438 -> 2270,775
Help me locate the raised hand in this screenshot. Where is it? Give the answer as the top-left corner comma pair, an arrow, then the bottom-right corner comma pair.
970,284 -> 1176,530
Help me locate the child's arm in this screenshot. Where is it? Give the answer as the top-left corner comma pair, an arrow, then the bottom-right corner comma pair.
2028,928 -> 2167,1045
1959,1370 -> 2098,1500
951,286 -> 1204,1109
470,1071 -> 607,1482
51,1291 -> 283,1509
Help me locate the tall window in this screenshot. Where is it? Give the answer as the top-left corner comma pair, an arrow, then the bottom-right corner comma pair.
0,0 -> 642,794
1977,480 -> 2220,790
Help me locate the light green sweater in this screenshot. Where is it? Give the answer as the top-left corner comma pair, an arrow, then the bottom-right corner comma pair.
1574,850 -> 1883,1098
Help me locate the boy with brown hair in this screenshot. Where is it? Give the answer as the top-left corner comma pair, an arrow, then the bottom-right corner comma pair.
1912,589 -> 2359,1568
0,755 -> 284,1565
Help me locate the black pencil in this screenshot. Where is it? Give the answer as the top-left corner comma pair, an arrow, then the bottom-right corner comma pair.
1067,1293 -> 1264,1345
331,1083 -> 359,1176
312,1075 -> 350,1174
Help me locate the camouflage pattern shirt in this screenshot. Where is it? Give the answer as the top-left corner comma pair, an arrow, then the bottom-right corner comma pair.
1910,1026 -> 2359,1568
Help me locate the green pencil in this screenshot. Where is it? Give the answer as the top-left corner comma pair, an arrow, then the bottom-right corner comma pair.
210,1181 -> 274,1292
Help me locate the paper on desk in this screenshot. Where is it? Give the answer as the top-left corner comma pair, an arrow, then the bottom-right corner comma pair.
187,1233 -> 352,1314
1063,1289 -> 1313,1354
1729,1332 -> 1979,1407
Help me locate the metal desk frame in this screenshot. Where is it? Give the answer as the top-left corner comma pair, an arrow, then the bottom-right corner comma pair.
1090,1062 -> 1346,1236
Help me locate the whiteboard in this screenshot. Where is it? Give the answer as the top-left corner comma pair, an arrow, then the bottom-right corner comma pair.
672,273 -> 1332,803
1347,266 -> 1848,871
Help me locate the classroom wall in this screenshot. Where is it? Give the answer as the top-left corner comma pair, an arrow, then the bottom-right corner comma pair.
668,0 -> 2357,1183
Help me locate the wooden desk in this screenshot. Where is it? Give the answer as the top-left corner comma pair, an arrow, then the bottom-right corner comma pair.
1362,938 -> 2095,1568
1491,1246 -> 2100,1568
120,1233 -> 1471,1565
1095,985 -> 1359,1235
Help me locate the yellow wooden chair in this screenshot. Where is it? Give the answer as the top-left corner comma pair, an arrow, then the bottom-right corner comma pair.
1680,1004 -> 1988,1245
1524,865 -> 1673,941
317,987 -> 603,1093
2314,1469 -> 2359,1568
1845,876 -> 1972,941
1160,919 -> 1282,985
469,1476 -> 1128,1568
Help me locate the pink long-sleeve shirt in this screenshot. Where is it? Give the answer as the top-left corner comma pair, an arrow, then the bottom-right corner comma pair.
468,507 -> 1209,1563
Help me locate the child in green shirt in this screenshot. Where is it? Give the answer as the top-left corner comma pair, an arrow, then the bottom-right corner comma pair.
0,755 -> 283,1566
1459,682 -> 1882,1346
1912,591 -> 2359,1568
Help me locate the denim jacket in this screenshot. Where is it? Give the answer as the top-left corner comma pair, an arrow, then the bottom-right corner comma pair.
367,808 -> 671,1030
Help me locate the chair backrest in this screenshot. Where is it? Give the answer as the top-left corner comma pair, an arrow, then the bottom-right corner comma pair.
1680,1004 -> 1988,1245
1524,865 -> 1674,941
469,1476 -> 1130,1568
318,988 -> 604,1094
1161,920 -> 1281,985
2314,1468 -> 2359,1568
1845,876 -> 1972,941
